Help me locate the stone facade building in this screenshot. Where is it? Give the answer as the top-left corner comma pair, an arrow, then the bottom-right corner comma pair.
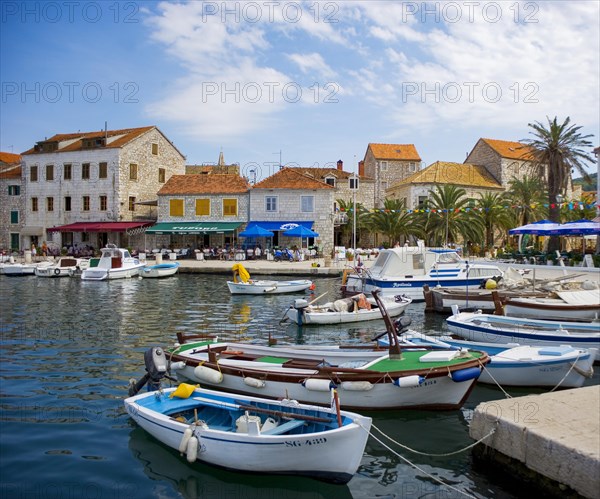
149,174 -> 250,250
0,152 -> 23,251
362,143 -> 422,208
20,126 -> 185,250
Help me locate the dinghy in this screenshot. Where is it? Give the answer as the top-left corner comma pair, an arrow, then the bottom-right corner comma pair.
140,262 -> 180,278
125,381 -> 371,484
227,263 -> 313,294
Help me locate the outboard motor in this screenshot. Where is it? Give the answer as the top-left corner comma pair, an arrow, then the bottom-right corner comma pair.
293,298 -> 309,326
128,347 -> 170,396
393,316 -> 412,335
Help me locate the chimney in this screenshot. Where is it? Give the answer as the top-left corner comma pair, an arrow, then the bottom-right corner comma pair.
337,159 -> 343,171
358,160 -> 364,177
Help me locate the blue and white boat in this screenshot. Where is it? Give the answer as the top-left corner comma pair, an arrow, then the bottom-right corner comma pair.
381,331 -> 596,388
446,308 -> 600,360
140,262 -> 180,278
343,241 -> 502,301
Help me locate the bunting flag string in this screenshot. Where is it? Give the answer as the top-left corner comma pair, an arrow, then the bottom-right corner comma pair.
337,202 -> 597,214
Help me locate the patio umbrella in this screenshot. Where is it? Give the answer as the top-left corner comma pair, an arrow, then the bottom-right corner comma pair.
508,220 -> 563,235
238,225 -> 274,238
556,220 -> 600,236
283,225 -> 319,251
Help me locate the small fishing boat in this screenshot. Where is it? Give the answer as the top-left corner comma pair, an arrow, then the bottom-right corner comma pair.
140,262 -> 180,278
342,240 -> 503,301
284,294 -> 412,325
227,263 -> 313,294
125,381 -> 371,484
3,262 -> 51,276
34,257 -> 81,277
446,306 -> 600,360
143,291 -> 489,411
502,289 -> 600,322
81,244 -> 145,281
384,331 -> 596,389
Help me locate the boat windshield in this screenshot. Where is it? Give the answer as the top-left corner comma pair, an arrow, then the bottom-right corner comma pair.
435,251 -> 461,264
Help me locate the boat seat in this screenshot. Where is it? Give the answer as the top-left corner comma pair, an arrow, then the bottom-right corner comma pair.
261,419 -> 305,435
283,359 -> 324,369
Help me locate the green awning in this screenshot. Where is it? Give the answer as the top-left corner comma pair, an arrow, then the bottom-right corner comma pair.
146,222 -> 242,235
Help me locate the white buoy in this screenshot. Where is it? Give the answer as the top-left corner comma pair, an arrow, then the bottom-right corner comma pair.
186,436 -> 198,462
178,426 -> 193,454
340,381 -> 373,391
243,377 -> 266,388
193,365 -> 223,384
303,379 -> 334,391
393,375 -> 423,388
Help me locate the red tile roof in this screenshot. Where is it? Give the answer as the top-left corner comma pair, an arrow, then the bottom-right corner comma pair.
21,126 -> 173,155
480,138 -> 535,160
367,143 -> 421,161
291,167 -> 371,181
0,165 -> 21,179
253,167 -> 334,189
158,174 -> 250,195
394,161 -> 503,189
0,152 -> 21,164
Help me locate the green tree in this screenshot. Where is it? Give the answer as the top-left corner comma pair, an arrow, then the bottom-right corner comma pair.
419,185 -> 484,250
521,116 -> 595,252
368,198 -> 424,245
505,175 -> 548,226
476,192 -> 514,251
336,199 -> 369,248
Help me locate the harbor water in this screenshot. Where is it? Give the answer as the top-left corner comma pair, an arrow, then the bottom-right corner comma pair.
1,274 -> 597,499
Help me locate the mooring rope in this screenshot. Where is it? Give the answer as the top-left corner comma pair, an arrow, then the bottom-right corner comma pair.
359,421 -> 497,498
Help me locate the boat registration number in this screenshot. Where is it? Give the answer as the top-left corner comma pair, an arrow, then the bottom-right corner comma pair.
285,437 -> 327,447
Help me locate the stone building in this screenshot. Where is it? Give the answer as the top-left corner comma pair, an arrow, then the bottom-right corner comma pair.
186,150 -> 240,176
387,161 -> 504,208
249,167 -> 335,252
147,174 -> 250,250
0,152 -> 23,251
20,126 -> 185,250
362,143 -> 422,207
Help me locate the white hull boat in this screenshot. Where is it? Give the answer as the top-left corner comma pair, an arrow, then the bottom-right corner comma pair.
285,294 -> 412,325
140,262 -> 180,278
227,279 -> 313,294
502,289 -> 600,322
343,241 -> 502,301
35,257 -> 81,277
125,382 -> 371,484
3,262 -> 51,276
389,332 -> 595,388
81,245 -> 145,281
446,309 -> 600,360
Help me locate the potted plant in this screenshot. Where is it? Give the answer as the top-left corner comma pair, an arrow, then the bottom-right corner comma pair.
346,250 -> 354,262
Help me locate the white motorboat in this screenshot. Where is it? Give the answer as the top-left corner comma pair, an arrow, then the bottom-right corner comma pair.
285,294 -> 412,325
140,262 -> 180,278
81,244 -> 145,281
35,257 -> 81,277
124,382 -> 371,485
342,240 -> 502,301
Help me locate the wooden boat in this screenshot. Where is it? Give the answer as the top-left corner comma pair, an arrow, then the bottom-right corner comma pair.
227,263 -> 313,294
342,240 -> 503,301
153,291 -> 489,410
140,262 -> 180,278
124,383 -> 371,484
284,294 -> 412,325
502,289 -> 600,322
81,244 -> 145,281
385,332 -> 595,389
446,307 -> 600,360
34,257 -> 81,277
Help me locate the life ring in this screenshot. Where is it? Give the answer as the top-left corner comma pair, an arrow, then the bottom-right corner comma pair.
53,268 -> 61,276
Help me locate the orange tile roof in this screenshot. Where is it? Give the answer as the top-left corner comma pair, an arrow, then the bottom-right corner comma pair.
480,138 -> 535,160
394,161 -> 503,189
158,174 -> 250,195
21,126 -> 164,154
0,152 -> 21,164
367,143 -> 421,161
253,167 -> 334,189
291,167 -> 372,181
0,165 -> 21,179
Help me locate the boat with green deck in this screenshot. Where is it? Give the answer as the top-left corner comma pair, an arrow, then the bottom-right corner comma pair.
156,290 -> 490,410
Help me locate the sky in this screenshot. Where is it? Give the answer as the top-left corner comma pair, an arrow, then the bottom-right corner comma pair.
1,1 -> 599,181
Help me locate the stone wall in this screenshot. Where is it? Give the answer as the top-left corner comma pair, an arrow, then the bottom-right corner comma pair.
0,173 -> 23,250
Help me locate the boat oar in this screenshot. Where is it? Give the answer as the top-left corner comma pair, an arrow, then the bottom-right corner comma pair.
308,292 -> 328,305
236,402 -> 332,423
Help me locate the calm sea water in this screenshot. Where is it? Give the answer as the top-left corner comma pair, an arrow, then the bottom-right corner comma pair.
1,273 -> 597,499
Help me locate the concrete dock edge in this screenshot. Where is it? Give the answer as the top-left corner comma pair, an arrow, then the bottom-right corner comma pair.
469,386 -> 600,498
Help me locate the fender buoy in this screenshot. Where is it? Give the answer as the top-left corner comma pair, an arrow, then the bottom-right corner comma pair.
178,426 -> 193,454
193,365 -> 223,384
451,367 -> 481,382
243,377 -> 266,388
393,375 -> 424,388
186,436 -> 198,462
340,381 -> 373,391
302,379 -> 336,391
54,268 -> 61,276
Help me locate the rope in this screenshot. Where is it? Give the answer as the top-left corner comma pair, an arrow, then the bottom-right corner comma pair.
359,421 -> 497,498
478,360 -> 513,399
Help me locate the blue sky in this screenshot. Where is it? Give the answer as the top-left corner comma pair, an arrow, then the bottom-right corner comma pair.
1,1 -> 599,180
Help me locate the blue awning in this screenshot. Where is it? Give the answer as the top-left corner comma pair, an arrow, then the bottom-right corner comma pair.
246,221 -> 313,232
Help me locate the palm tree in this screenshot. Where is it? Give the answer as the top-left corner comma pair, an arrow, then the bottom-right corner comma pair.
368,198 -> 424,245
419,185 -> 484,251
335,199 -> 369,248
521,116 -> 595,253
476,192 -> 514,251
505,175 -> 548,226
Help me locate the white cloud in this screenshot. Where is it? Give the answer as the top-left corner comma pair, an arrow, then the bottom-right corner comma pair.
287,52 -> 336,79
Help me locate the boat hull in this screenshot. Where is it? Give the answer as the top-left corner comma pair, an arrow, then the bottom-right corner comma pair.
503,299 -> 600,322
227,280 -> 313,294
140,263 -> 180,278
124,387 -> 371,484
